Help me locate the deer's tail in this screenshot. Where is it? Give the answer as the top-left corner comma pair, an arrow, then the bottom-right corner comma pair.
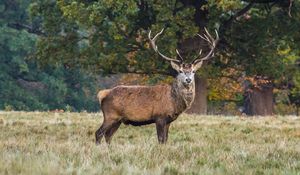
97,89 -> 111,105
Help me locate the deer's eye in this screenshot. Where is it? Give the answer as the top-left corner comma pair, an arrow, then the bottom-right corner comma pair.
179,70 -> 183,73
192,71 -> 195,73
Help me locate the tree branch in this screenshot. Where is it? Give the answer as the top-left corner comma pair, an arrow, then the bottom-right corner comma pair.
220,2 -> 254,36
7,22 -> 46,36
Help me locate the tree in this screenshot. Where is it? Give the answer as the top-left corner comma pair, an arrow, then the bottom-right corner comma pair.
223,1 -> 300,115
0,0 -> 99,111
29,0 -> 300,115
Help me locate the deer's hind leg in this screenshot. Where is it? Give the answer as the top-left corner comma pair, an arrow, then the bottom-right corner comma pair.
104,121 -> 121,144
95,113 -> 120,145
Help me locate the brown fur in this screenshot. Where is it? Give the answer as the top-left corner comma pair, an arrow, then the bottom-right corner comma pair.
97,89 -> 111,104
102,85 -> 176,122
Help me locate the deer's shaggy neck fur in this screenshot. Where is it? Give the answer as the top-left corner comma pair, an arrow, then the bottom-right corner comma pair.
171,77 -> 195,114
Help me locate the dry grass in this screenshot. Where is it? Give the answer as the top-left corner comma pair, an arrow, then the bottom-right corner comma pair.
0,111 -> 299,175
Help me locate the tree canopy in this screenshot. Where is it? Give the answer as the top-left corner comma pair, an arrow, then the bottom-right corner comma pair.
0,0 -> 98,111
1,0 -> 300,114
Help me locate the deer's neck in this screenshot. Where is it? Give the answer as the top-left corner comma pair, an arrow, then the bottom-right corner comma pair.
171,80 -> 195,114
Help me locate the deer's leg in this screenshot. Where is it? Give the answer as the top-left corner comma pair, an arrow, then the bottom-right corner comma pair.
164,123 -> 170,143
95,123 -> 108,145
155,119 -> 167,144
104,121 -> 121,144
95,119 -> 117,145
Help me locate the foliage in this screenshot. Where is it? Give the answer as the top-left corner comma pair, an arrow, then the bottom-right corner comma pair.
1,0 -> 299,113
0,0 -> 98,111
29,0 -> 300,107
274,103 -> 298,116
227,5 -> 299,79
30,0 -> 203,75
224,2 -> 300,109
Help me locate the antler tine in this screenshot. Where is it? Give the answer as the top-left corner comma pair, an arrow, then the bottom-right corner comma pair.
176,49 -> 184,62
204,28 -> 214,42
148,29 -> 181,63
148,28 -> 164,52
204,28 -> 219,47
199,49 -> 202,55
214,29 -> 219,44
192,28 -> 219,64
197,34 -> 210,43
152,28 -> 164,41
192,49 -> 203,61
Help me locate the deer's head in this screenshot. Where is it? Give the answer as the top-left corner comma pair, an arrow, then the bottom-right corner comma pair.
148,28 -> 219,88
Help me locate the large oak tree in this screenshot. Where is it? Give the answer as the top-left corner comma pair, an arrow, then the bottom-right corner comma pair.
22,0 -> 300,115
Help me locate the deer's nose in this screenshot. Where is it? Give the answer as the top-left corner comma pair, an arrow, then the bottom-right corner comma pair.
186,78 -> 191,83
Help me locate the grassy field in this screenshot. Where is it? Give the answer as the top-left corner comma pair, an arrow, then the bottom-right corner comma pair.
0,112 -> 299,175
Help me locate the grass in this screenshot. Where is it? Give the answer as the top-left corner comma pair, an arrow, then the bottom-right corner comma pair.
0,111 -> 299,175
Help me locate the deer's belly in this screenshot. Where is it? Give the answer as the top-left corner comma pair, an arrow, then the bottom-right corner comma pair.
121,106 -> 154,121
120,103 -> 169,119
121,119 -> 155,126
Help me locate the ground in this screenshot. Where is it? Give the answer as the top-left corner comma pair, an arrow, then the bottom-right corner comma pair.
0,112 -> 299,175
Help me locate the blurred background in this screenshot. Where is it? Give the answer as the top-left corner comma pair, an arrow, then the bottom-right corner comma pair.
0,0 -> 299,115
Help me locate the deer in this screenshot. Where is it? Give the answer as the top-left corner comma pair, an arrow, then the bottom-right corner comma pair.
96,28 -> 219,144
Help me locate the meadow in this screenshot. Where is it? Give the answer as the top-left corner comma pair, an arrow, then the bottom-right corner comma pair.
0,111 -> 299,175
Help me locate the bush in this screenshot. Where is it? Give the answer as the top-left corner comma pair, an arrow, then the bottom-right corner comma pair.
274,103 -> 297,115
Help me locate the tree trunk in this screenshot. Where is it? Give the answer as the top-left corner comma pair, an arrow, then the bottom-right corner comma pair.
186,75 -> 207,114
177,8 -> 209,115
244,86 -> 274,116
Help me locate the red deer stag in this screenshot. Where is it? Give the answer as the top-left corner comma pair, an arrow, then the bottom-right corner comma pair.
96,28 -> 219,144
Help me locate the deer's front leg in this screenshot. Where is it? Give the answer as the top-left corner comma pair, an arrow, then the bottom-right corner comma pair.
155,119 -> 168,144
164,123 -> 170,143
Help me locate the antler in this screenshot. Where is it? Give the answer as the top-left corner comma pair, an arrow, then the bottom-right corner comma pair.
148,29 -> 182,63
192,28 -> 219,64
175,49 -> 184,62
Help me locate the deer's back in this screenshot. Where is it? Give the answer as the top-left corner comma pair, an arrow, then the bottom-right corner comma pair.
101,85 -> 175,122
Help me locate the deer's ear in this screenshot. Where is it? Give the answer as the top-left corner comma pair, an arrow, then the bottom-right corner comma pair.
171,61 -> 181,71
193,61 -> 203,71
